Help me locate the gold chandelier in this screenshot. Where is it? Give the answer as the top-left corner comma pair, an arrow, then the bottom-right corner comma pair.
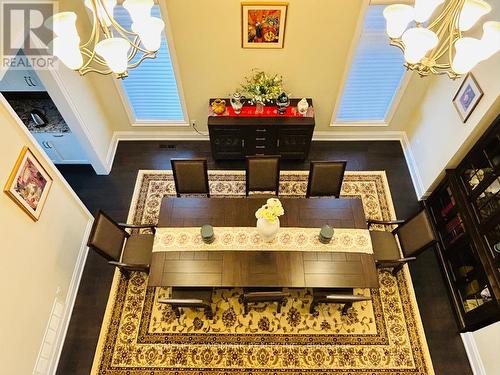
383,0 -> 500,78
48,0 -> 165,78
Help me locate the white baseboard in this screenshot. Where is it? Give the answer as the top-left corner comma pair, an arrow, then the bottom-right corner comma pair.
34,218 -> 94,375
103,129 -> 426,199
461,332 -> 487,375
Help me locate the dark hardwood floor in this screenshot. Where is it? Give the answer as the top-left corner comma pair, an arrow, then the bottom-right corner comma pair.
56,140 -> 472,375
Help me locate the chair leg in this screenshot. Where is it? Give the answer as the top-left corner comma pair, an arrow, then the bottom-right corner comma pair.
392,263 -> 404,276
309,300 -> 317,314
175,307 -> 181,319
277,300 -> 281,313
204,305 -> 213,320
341,302 -> 353,316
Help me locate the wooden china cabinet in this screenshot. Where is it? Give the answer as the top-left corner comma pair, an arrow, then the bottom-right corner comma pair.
207,98 -> 315,160
427,116 -> 500,331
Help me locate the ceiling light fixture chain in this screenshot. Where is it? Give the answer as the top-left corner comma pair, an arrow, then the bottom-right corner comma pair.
48,0 -> 165,78
384,0 -> 500,79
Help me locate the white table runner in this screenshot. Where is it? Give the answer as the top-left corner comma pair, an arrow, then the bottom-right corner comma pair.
153,227 -> 373,254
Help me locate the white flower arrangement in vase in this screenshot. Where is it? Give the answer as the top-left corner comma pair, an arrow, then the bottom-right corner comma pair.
255,198 -> 284,242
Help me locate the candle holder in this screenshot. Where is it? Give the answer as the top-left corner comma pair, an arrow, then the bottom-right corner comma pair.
319,225 -> 334,244
201,224 -> 215,244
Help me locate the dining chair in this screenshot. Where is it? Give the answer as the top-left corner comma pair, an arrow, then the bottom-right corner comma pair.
158,287 -> 214,319
368,207 -> 437,276
87,210 -> 156,277
241,287 -> 289,315
306,161 -> 347,198
309,288 -> 371,315
245,155 -> 281,196
171,158 -> 210,197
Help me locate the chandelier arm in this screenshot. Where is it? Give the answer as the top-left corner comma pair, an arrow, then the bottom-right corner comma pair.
428,0 -> 461,29
80,48 -> 109,67
127,52 -> 157,69
80,3 -> 100,49
79,66 -> 113,76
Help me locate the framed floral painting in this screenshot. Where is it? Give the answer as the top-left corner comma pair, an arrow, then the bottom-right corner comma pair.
242,2 -> 288,49
4,146 -> 52,221
453,73 -> 484,123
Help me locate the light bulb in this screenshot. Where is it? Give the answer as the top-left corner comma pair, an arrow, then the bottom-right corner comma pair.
459,0 -> 491,31
123,0 -> 154,24
85,0 -> 117,27
95,37 -> 130,74
480,21 -> 500,59
401,27 -> 438,64
383,4 -> 414,39
132,17 -> 165,51
452,37 -> 484,74
414,0 -> 445,23
52,36 -> 83,70
47,12 -> 79,38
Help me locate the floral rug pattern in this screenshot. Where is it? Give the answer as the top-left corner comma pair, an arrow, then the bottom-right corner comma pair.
91,171 -> 434,374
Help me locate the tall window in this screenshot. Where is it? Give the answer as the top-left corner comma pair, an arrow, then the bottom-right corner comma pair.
334,5 -> 406,124
114,5 -> 185,123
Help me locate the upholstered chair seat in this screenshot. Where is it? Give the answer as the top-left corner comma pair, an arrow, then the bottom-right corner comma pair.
368,208 -> 437,275
87,211 -> 156,276
121,234 -> 155,265
158,287 -> 214,319
241,287 -> 289,315
309,288 -> 372,315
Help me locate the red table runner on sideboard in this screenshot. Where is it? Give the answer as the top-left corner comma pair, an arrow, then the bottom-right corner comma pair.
208,104 -> 314,118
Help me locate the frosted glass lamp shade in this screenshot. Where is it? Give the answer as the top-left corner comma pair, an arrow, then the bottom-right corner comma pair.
480,21 -> 500,59
132,17 -> 165,51
95,37 -> 130,74
383,4 -> 414,38
48,12 -> 79,39
123,0 -> 154,24
85,0 -> 117,27
53,37 -> 83,70
452,37 -> 484,74
459,0 -> 491,31
401,27 -> 438,64
414,0 -> 445,23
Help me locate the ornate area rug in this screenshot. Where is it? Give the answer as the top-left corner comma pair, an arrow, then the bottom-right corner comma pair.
91,171 -> 434,374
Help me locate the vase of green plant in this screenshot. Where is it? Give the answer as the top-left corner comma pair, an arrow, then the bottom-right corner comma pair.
240,69 -> 284,114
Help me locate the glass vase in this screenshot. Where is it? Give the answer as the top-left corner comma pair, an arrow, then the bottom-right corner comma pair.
255,101 -> 264,114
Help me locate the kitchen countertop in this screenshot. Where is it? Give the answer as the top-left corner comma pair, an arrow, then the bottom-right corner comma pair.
4,97 -> 70,133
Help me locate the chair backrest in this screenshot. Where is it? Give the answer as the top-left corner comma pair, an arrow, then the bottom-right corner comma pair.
171,159 -> 210,197
87,211 -> 128,262
245,155 -> 281,196
306,161 -> 347,198
396,209 -> 437,257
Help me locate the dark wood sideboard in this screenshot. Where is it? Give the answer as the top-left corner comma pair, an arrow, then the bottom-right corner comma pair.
208,98 -> 315,160
427,115 -> 500,331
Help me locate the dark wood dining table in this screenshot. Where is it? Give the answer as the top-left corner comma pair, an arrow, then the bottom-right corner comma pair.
149,197 -> 378,289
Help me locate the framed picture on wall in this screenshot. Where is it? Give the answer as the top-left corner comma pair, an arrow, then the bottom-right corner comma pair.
452,73 -> 484,123
3,146 -> 53,221
241,2 -> 288,49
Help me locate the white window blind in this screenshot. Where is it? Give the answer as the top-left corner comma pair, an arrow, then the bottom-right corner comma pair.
335,5 -> 406,122
113,6 -> 185,122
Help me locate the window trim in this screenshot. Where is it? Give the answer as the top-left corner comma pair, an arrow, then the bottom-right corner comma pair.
113,2 -> 189,127
330,0 -> 412,127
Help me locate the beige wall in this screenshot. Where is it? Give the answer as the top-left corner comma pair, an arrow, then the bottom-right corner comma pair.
0,97 -> 92,374
404,52 -> 500,196
472,321 -> 500,375
161,0 -> 364,131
